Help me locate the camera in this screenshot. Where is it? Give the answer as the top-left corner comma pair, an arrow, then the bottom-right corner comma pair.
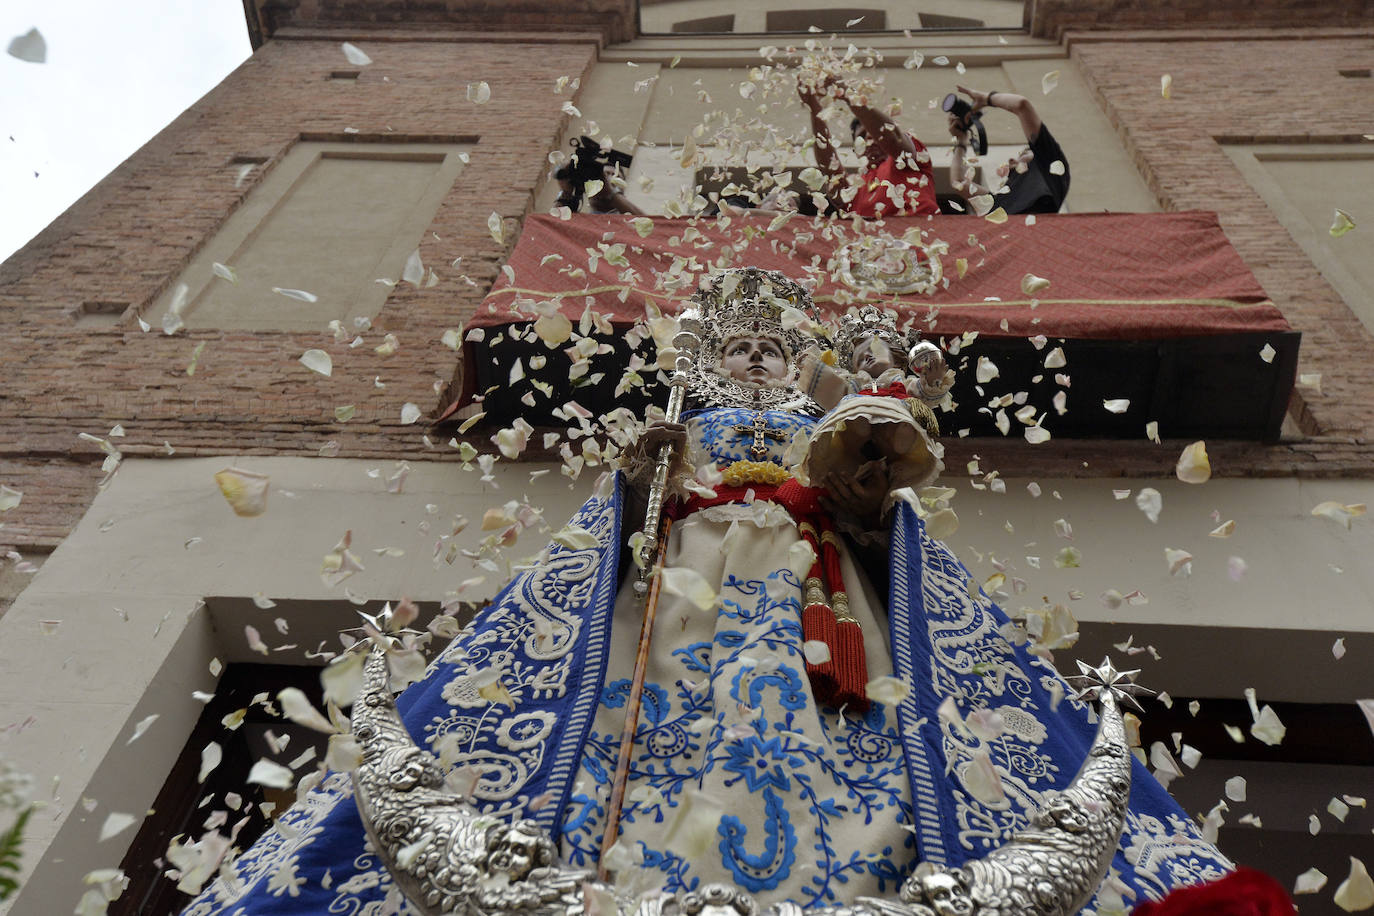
941,93 -> 989,156
554,136 -> 634,212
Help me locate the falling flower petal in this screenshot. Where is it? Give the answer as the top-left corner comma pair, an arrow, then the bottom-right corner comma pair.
341,42 -> 372,66
1025,425 -> 1051,444
214,467 -> 270,517
961,750 -> 1008,806
198,742 -> 222,783
865,676 -> 910,706
1160,74 -> 1173,99
1210,520 -> 1235,537
466,81 -> 491,104
278,687 -> 338,733
6,28 -> 45,63
975,356 -> 999,383
1330,209 -> 1357,238
400,403 -> 421,425
299,349 -> 332,376
1335,857 -> 1374,912
660,567 -> 717,611
1163,547 -> 1193,576
273,287 -> 318,302
1250,703 -> 1286,746
1136,487 -> 1162,523
803,641 -> 831,665
1334,638 -> 1347,660
211,262 -> 238,283
1227,556 -> 1248,581
488,212 -> 504,245
1020,273 -> 1051,295
1176,440 -> 1211,484
1103,399 -> 1130,414
99,812 -> 138,842
0,484 -> 21,511
1294,869 -> 1328,895
1041,70 -> 1060,94
1044,347 -> 1066,369
1260,343 -> 1276,363
127,714 -> 159,744
1311,501 -> 1366,530
247,759 -> 295,789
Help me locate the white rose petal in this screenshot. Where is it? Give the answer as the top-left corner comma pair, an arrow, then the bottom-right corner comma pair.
1330,208 -> 1357,239
1021,273 -> 1051,295
660,567 -> 718,611
341,42 -> 372,66
100,811 -> 139,842
865,676 -> 910,706
488,212 -> 505,244
1103,398 -> 1130,414
961,750 -> 1008,807
7,28 -> 46,64
0,484 -> 22,511
1335,857 -> 1374,912
1334,637 -> 1347,660
1330,797 -> 1352,823
1175,440 -> 1211,484
198,742 -> 222,783
466,81 -> 491,104
1294,868 -> 1327,895
247,759 -> 296,789
1136,487 -> 1162,523
1260,343 -> 1276,363
803,641 -> 831,665
273,287 -> 318,302
1225,776 -> 1247,801
1250,703 -> 1286,746
1025,425 -> 1051,444
1160,73 -> 1173,99
1044,347 -> 1066,369
1164,547 -> 1192,576
299,349 -> 332,376
278,687 -> 338,733
1311,500 -> 1366,530
214,467 -> 270,517
400,403 -> 422,425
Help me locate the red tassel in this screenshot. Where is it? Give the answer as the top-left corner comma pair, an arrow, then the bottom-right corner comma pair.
831,619 -> 870,714
802,603 -> 838,704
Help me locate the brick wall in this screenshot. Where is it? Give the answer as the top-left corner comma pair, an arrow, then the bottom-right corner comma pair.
1028,0 -> 1371,40
0,33 -> 599,551
248,0 -> 639,45
1067,31 -> 1374,437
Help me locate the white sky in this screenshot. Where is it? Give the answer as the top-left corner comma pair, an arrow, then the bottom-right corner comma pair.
1,0 -> 252,263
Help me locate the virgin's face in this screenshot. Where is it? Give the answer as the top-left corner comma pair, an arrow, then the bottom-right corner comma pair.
720,336 -> 787,384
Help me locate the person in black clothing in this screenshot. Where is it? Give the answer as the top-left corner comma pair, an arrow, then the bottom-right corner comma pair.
945,85 -> 1069,215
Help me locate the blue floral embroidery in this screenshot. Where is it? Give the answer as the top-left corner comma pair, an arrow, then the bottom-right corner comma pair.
718,788 -> 798,891
722,735 -> 802,793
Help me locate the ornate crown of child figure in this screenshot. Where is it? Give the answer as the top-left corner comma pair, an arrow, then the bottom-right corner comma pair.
835,304 -> 920,371
684,267 -> 828,415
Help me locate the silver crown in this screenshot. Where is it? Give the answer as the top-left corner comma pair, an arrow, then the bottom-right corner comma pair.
683,267 -> 827,415
691,267 -> 824,365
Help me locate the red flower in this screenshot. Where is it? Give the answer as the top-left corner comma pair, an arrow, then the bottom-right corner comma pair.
1132,869 -> 1294,916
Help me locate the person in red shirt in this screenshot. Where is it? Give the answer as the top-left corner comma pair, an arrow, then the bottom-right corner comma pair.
799,76 -> 938,218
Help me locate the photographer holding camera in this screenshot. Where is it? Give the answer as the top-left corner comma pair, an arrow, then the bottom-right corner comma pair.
946,85 -> 1070,215
554,136 -> 648,216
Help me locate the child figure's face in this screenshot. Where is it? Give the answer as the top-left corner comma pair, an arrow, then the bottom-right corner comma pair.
852,335 -> 896,376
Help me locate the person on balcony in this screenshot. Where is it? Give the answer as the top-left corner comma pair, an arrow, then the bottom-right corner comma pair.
799,76 -> 939,219
946,85 -> 1070,216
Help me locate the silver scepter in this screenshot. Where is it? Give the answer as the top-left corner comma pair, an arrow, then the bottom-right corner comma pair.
597,309 -> 700,878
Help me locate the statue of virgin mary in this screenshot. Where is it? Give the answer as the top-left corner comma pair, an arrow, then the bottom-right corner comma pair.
181,268 -> 1230,916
